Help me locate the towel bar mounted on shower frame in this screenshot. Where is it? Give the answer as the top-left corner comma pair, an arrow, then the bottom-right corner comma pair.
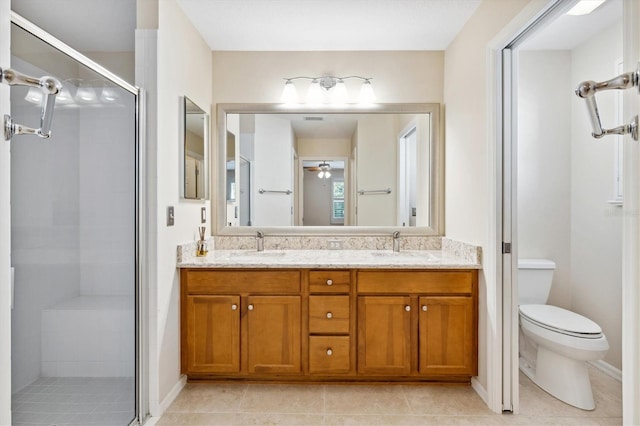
0,66 -> 62,141
575,62 -> 639,141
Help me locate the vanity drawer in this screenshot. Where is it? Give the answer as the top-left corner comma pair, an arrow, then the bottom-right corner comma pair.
309,295 -> 350,334
185,270 -> 300,294
357,271 -> 474,295
309,336 -> 351,374
308,270 -> 351,293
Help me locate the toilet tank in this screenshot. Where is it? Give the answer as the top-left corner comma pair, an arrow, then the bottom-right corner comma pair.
518,259 -> 556,305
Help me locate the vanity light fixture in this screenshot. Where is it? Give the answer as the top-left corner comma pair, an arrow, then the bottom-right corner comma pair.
281,75 -> 375,105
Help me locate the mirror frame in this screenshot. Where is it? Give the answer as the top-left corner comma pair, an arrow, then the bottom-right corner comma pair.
215,103 -> 443,236
181,96 -> 210,200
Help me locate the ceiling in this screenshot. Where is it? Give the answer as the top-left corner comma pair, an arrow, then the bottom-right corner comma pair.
519,0 -> 622,50
11,0 -> 135,52
176,0 -> 483,51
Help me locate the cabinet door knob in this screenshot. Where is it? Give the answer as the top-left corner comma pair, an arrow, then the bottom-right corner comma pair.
326,348 -> 333,356
248,304 -> 254,311
326,312 -> 333,319
405,305 -> 411,312
422,305 -> 428,312
326,279 -> 333,286
231,304 -> 238,310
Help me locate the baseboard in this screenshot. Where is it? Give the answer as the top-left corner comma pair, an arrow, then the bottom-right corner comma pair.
157,374 -> 187,417
589,359 -> 622,382
471,377 -> 489,407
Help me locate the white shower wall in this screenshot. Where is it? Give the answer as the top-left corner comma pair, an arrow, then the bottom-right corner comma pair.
10,57 -> 135,391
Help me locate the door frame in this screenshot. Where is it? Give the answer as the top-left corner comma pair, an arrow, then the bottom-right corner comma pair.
1,12 -> 146,425
493,0 -> 640,421
0,0 -> 12,423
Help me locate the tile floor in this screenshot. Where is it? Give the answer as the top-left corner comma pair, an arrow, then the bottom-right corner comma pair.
157,367 -> 622,425
11,377 -> 135,426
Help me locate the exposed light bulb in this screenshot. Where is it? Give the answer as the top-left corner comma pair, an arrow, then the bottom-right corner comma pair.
307,80 -> 323,104
24,87 -> 43,105
358,80 -> 376,104
281,80 -> 298,104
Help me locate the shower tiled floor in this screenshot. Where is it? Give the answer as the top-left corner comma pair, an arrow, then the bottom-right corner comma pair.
11,377 -> 135,426
155,366 -> 622,425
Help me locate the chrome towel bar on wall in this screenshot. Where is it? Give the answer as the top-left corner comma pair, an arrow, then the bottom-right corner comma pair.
575,62 -> 639,141
1,66 -> 62,141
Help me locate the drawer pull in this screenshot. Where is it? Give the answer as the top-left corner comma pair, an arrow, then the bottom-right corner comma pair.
248,304 -> 254,311
326,312 -> 333,319
326,279 -> 333,286
422,305 -> 428,312
326,348 -> 333,356
405,305 -> 411,312
231,304 -> 238,310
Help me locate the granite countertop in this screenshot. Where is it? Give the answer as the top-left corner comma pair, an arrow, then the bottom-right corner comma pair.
176,249 -> 481,270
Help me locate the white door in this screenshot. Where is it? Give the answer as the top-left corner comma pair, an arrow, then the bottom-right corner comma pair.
0,0 -> 12,423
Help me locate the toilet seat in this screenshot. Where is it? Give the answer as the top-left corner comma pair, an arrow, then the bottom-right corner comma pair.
519,304 -> 603,339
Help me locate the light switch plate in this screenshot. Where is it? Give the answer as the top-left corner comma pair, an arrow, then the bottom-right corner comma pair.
167,206 -> 175,226
201,207 -> 206,223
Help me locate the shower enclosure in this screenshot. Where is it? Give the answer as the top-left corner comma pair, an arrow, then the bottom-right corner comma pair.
8,14 -> 140,426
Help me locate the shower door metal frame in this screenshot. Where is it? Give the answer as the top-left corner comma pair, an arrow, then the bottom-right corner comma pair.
8,12 -> 146,425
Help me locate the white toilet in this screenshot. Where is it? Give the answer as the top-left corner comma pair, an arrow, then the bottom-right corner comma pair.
518,259 -> 609,410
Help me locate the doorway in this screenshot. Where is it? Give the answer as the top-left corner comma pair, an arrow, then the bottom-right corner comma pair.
500,0 -> 625,415
8,14 -> 141,426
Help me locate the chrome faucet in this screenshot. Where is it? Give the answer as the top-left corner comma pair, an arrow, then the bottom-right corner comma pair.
392,231 -> 400,252
256,231 -> 264,252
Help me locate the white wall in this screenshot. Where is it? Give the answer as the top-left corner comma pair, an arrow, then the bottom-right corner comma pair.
570,22 -> 623,369
444,0 -> 531,397
517,21 -> 623,371
149,0 -> 212,413
517,51 -> 573,308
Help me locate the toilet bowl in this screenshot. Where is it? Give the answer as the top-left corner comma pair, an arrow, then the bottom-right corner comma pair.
518,260 -> 609,410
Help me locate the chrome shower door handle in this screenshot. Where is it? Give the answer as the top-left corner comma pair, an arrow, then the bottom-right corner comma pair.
1,67 -> 62,141
575,62 -> 639,141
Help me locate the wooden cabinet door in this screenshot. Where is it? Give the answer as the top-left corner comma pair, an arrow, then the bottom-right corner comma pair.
357,296 -> 411,375
186,295 -> 240,373
418,296 -> 476,375
247,295 -> 301,374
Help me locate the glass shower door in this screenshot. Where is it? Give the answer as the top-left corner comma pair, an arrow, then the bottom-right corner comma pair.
9,18 -> 139,426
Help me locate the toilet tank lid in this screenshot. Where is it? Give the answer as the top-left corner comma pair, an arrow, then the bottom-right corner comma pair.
518,259 -> 556,269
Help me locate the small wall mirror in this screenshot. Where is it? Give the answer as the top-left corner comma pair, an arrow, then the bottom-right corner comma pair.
182,97 -> 209,200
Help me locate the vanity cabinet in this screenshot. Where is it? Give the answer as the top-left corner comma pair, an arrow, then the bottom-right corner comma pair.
307,270 -> 353,375
181,267 -> 477,382
357,270 -> 478,377
181,269 -> 301,377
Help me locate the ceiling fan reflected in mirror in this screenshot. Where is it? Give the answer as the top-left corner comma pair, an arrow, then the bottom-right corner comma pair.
304,161 -> 332,179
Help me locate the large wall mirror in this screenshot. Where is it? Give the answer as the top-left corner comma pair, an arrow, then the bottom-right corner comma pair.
181,97 -> 209,200
217,104 -> 442,235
